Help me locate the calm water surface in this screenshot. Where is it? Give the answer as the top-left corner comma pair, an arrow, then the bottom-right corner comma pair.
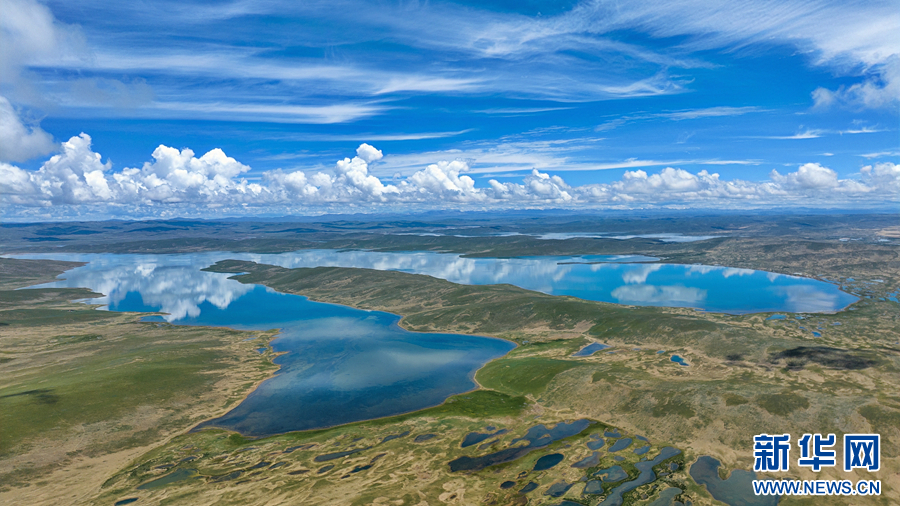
573,343 -> 611,357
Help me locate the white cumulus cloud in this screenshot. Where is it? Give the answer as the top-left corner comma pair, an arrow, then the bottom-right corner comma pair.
1,133 -> 263,207
2,136 -> 899,219
408,161 -> 480,202
355,143 -> 383,163
861,162 -> 900,193
770,163 -> 838,190
488,169 -> 573,202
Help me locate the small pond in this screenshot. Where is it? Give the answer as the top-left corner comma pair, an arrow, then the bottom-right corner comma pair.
533,453 -> 565,471
670,355 -> 690,366
608,438 -> 633,452
573,343 -> 611,357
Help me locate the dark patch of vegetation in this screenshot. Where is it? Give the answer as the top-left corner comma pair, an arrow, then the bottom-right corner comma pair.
723,394 -> 749,406
0,388 -> 60,405
755,392 -> 810,416
650,392 -> 696,418
55,334 -> 103,344
770,346 -> 877,370
784,359 -> 805,370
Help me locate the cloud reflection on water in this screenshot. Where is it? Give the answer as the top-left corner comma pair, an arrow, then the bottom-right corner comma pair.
28,255 -> 253,321
774,285 -> 842,313
611,284 -> 707,305
621,264 -> 664,284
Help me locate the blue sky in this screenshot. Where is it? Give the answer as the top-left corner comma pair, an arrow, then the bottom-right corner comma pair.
1,0 -> 898,219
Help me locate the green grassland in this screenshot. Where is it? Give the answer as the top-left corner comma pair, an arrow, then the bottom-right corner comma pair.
0,262 -> 279,499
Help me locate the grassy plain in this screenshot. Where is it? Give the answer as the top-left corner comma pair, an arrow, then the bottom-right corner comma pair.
0,260 -> 279,505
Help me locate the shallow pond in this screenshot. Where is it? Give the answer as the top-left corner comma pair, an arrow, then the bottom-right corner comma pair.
533,453 -> 565,471
594,465 -> 627,482
519,482 -> 538,493
586,439 -> 605,450
461,429 -> 507,448
608,438 -> 633,452
136,468 -> 198,490
544,481 -> 572,496
670,355 -> 690,366
572,451 -> 600,468
573,343 -> 611,357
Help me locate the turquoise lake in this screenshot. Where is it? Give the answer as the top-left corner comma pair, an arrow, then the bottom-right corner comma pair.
9,250 -> 857,435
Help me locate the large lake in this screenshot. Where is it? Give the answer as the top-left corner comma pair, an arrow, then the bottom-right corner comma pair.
15,250 -> 856,314
9,250 -> 855,435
